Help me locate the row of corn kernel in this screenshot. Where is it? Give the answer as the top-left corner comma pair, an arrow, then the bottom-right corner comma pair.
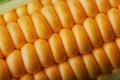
0,0 -> 120,26
0,33 -> 120,79
0,0 -> 119,71
1,39 -> 120,80
0,8 -> 120,59
0,25 -> 120,79
0,0 -> 119,67
0,38 -> 119,79
0,0 -> 120,80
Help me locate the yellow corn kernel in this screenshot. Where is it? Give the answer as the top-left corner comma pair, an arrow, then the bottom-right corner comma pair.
41,6 -> 62,32
72,25 -> 92,54
103,42 -> 120,68
107,8 -> 120,37
68,56 -> 89,80
34,71 -> 48,80
59,29 -> 79,57
116,38 -> 120,50
93,47 -> 112,73
0,60 -> 10,80
18,16 -> 37,43
20,74 -> 34,80
66,0 -> 86,24
0,0 -> 120,79
95,0 -> 110,13
51,0 -> 64,5
27,1 -> 42,15
58,62 -> 76,80
82,54 -> 101,79
0,16 -> 5,26
21,43 -> 41,74
44,65 -> 61,80
40,0 -> 52,6
0,26 -> 14,57
95,13 -> 115,42
3,10 -> 18,23
79,0 -> 98,17
15,5 -> 28,17
54,0 -> 74,28
34,39 -> 54,67
7,22 -> 26,49
48,33 -> 66,63
83,18 -> 103,47
32,13 -> 52,39
109,0 -> 120,7
6,50 -> 26,78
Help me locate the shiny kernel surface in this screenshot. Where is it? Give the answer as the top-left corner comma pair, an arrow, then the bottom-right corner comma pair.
0,0 -> 120,80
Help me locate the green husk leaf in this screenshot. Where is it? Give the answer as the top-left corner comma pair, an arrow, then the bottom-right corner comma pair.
0,0 -> 33,15
99,70 -> 120,80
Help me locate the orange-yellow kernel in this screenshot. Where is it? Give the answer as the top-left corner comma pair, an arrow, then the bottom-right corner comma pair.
6,50 -> 26,78
3,10 -> 18,23
34,39 -> 54,67
0,60 -> 10,80
20,74 -> 34,80
107,8 -> 120,37
16,5 -> 28,17
32,13 -> 52,39
54,0 -> 74,28
59,28 -> 79,57
0,26 -> 14,57
21,43 -> 41,74
58,62 -> 76,80
40,0 -> 52,6
34,71 -> 48,80
49,33 -> 66,63
41,6 -> 62,32
109,0 -> 120,7
79,0 -> 98,17
95,0 -> 110,13
7,22 -> 26,49
103,42 -> 120,68
95,13 -> 115,42
93,48 -> 112,73
27,1 -> 42,15
68,56 -> 89,80
66,0 -> 86,24
82,54 -> 101,79
83,18 -> 103,48
45,65 -> 62,80
18,16 -> 37,43
72,25 -> 92,54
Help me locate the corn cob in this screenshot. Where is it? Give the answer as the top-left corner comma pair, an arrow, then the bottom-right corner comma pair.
0,0 -> 120,80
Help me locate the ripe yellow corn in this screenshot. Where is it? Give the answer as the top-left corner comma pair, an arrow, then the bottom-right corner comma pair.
95,0 -> 110,13
0,0 -> 120,80
33,71 -> 48,80
3,10 -> 18,23
15,5 -> 28,17
20,74 -> 34,80
92,47 -> 112,73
